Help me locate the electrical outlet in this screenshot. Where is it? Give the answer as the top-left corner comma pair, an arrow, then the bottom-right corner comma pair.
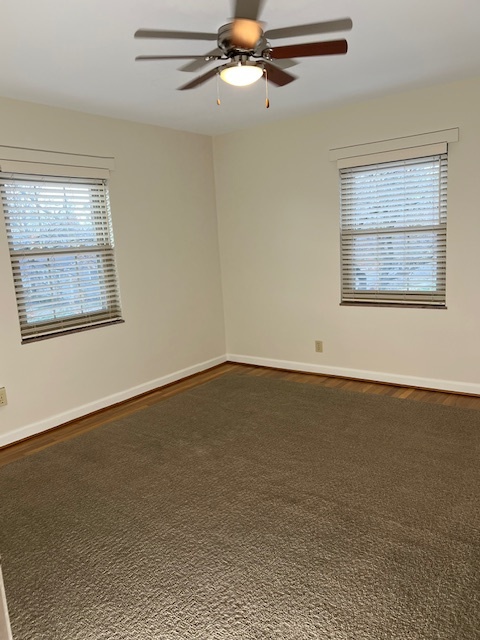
0,388 -> 6,407
315,340 -> 323,353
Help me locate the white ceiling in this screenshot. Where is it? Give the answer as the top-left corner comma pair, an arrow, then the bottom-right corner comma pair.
2,0 -> 480,136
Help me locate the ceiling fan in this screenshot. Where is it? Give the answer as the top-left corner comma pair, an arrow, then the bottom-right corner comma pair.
134,0 -> 352,91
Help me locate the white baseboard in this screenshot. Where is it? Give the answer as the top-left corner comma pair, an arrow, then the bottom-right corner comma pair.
227,354 -> 480,396
0,355 -> 227,449
4,352 -> 478,449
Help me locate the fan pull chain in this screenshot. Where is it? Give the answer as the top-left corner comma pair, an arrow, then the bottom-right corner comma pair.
264,68 -> 270,108
216,73 -> 221,106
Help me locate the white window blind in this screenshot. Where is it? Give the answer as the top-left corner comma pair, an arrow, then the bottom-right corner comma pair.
340,153 -> 448,307
0,173 -> 123,342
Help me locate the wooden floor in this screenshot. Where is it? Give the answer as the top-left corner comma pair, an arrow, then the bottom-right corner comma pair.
1,362 -> 480,467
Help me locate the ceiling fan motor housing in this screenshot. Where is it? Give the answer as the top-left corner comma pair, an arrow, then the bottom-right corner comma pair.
217,23 -> 266,55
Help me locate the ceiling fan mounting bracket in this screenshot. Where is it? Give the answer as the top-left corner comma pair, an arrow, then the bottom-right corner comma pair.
261,48 -> 273,61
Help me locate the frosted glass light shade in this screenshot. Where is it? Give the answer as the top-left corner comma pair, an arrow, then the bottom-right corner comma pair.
220,64 -> 263,87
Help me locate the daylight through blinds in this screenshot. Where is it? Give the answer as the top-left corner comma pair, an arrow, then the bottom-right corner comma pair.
0,174 -> 123,341
340,153 -> 447,306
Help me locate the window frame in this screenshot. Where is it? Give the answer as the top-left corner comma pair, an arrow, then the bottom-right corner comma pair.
339,150 -> 448,309
0,172 -> 123,343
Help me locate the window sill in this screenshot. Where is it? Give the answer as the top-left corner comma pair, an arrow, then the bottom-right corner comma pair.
340,302 -> 447,310
21,318 -> 125,344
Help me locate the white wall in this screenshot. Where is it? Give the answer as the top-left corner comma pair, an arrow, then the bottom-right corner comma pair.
2,76 -> 480,446
214,76 -> 480,393
0,97 -> 226,444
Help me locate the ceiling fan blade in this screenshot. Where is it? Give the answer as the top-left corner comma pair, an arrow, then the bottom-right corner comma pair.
269,58 -> 298,70
134,28 -> 217,41
136,55 -> 215,61
270,39 -> 348,59
265,18 -> 352,40
178,67 -> 220,90
263,62 -> 296,87
233,0 -> 265,20
179,49 -> 222,72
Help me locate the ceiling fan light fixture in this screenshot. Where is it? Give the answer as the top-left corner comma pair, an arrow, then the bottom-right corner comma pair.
219,63 -> 263,87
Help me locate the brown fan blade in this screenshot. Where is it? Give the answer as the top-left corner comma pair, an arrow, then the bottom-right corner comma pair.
263,62 -> 296,87
134,28 -> 217,41
233,0 -> 265,20
136,55 -> 215,62
265,18 -> 352,40
269,58 -> 298,70
179,49 -> 222,72
270,39 -> 348,60
178,67 -> 220,90
231,18 -> 263,49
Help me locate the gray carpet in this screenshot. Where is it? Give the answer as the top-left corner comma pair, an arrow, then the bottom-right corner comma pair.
0,374 -> 479,639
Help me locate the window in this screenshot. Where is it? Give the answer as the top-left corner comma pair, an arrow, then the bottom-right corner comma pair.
340,152 -> 447,307
1,173 -> 123,342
